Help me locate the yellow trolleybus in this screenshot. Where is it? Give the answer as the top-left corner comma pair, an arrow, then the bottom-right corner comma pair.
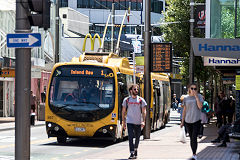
45,52 -> 171,143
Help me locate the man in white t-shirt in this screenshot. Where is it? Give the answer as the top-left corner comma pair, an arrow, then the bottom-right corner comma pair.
122,84 -> 147,159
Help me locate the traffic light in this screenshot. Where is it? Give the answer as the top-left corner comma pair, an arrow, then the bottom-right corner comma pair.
28,0 -> 51,30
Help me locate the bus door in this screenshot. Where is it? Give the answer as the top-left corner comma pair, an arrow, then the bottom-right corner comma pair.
159,81 -> 164,123
153,80 -> 160,130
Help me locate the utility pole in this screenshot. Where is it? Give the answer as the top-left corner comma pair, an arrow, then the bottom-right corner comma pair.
189,0 -> 195,84
133,27 -> 137,84
55,0 -> 60,63
111,3 -> 115,53
15,0 -> 31,159
143,0 -> 151,139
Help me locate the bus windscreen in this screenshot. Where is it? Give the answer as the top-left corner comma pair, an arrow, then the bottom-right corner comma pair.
48,65 -> 115,122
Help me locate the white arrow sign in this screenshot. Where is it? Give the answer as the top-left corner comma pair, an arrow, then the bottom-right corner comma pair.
7,33 -> 41,48
9,35 -> 39,46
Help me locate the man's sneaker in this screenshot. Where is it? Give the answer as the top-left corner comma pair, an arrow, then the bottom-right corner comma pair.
128,153 -> 135,159
134,150 -> 138,158
192,155 -> 197,160
211,138 -> 220,143
217,143 -> 227,147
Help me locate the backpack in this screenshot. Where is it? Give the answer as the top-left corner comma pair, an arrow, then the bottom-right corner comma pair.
201,101 -> 210,113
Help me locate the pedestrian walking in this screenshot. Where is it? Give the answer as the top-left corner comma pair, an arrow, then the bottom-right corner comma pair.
215,91 -> 230,128
214,95 -> 222,128
122,84 -> 147,159
199,96 -> 209,138
30,91 -> 36,125
221,93 -> 230,126
172,93 -> 179,110
179,95 -> 188,135
226,95 -> 235,124
41,88 -> 46,103
180,83 -> 204,160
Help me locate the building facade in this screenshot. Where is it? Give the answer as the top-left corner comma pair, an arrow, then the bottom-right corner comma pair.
0,1 -> 55,117
205,0 -> 240,119
0,2 -> 15,117
59,0 -> 165,35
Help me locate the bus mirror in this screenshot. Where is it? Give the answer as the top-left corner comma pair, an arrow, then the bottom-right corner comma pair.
118,82 -> 124,86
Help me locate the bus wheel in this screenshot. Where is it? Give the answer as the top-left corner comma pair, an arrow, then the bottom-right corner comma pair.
57,136 -> 67,144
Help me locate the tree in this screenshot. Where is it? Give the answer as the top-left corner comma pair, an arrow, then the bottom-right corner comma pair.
221,5 -> 235,38
161,0 -> 212,87
161,0 -> 191,57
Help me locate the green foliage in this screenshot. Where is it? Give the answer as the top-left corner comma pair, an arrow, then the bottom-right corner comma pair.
221,6 -> 235,38
162,0 -> 190,57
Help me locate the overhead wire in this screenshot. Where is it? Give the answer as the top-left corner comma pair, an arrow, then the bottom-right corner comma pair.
93,0 -> 111,10
113,0 -> 143,34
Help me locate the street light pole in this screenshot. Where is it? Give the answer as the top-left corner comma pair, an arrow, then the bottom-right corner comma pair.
55,0 -> 60,63
189,0 -> 194,84
15,0 -> 31,159
143,0 -> 151,139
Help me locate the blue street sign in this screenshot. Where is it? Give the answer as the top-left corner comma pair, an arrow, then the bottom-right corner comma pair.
7,33 -> 41,48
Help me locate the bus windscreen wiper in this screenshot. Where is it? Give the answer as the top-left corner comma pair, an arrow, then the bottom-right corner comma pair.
53,104 -> 78,113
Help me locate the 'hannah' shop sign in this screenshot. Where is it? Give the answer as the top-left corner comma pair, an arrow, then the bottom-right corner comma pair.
191,38 -> 240,58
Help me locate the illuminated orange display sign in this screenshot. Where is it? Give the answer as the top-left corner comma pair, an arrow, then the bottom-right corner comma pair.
71,69 -> 93,75
54,65 -> 114,78
69,68 -> 113,78
150,43 -> 172,72
0,68 -> 15,77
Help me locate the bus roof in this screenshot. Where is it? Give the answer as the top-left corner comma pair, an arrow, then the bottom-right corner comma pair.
54,53 -> 169,80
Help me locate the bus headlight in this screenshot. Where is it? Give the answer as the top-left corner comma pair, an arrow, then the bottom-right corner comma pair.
109,126 -> 113,130
48,123 -> 52,128
102,129 -> 107,134
54,126 -> 60,131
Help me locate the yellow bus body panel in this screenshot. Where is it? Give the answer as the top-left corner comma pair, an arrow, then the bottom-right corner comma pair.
45,62 -> 119,137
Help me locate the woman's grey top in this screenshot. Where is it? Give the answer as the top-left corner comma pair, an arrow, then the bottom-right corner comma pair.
183,94 -> 204,123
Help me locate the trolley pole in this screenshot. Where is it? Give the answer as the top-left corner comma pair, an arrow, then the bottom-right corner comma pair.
111,3 -> 115,53
189,0 -> 194,84
15,0 -> 31,159
55,0 -> 60,63
143,0 -> 151,139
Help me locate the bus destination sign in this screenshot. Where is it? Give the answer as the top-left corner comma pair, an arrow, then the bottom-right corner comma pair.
150,43 -> 172,72
54,65 -> 114,78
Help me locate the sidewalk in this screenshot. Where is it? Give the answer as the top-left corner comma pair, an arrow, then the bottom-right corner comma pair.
82,111 -> 240,160
0,117 -> 45,131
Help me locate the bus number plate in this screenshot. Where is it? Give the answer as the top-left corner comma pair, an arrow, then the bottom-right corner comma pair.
75,127 -> 86,132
